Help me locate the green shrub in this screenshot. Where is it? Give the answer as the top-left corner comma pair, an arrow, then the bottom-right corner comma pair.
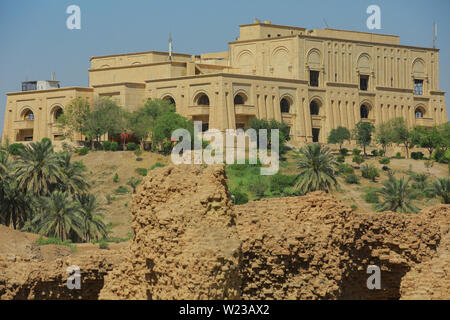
350,204 -> 358,210
394,152 -> 404,159
98,240 -> 109,250
340,148 -> 349,156
361,164 -> 380,182
127,142 -> 137,151
371,150 -> 379,157
363,191 -> 379,204
411,152 -> 424,160
8,143 -> 25,155
433,148 -> 447,163
382,165 -> 390,171
77,147 -> 89,156
150,162 -> 166,170
247,176 -> 268,199
230,189 -> 249,205
135,168 -> 148,177
352,148 -> 361,156
36,236 -> 77,252
111,142 -> 118,151
269,174 -> 297,195
134,149 -> 143,158
378,149 -> 385,156
113,173 -> 119,183
103,141 -> 112,151
379,157 -> 390,165
41,137 -> 52,145
345,173 -> 360,184
352,155 -> 364,165
336,155 -> 345,163
114,185 -> 130,194
337,163 -> 354,175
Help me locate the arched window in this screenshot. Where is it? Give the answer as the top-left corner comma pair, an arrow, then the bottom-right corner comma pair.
196,94 -> 210,106
53,107 -> 63,122
163,96 -> 176,107
415,107 -> 424,118
280,98 -> 290,113
234,93 -> 246,105
310,101 -> 319,115
360,105 -> 369,119
22,109 -> 34,121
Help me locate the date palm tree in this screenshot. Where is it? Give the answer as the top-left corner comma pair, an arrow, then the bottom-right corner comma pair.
375,174 -> 420,213
32,191 -> 83,241
431,178 -> 450,204
58,152 -> 90,194
75,193 -> 108,242
15,139 -> 63,196
294,143 -> 338,194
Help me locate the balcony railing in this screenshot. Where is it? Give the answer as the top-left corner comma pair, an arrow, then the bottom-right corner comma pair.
235,105 -> 256,116
13,120 -> 34,130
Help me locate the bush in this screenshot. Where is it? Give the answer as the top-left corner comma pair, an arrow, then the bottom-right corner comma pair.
114,185 -> 130,194
77,147 -> 89,156
382,165 -> 390,171
340,148 -> 349,156
337,163 -> 354,175
336,155 -> 345,163
411,152 -> 424,160
352,148 -> 361,156
379,157 -> 390,165
135,168 -> 148,177
150,162 -> 166,170
361,164 -> 380,182
433,148 -> 447,163
113,173 -> 119,183
363,191 -> 379,204
394,152 -> 404,159
371,150 -> 379,157
378,149 -> 385,157
345,173 -> 360,184
36,236 -> 77,252
110,142 -> 118,151
126,142 -> 137,151
247,176 -> 268,199
8,143 -> 25,155
352,155 -> 364,165
269,174 -> 297,195
98,240 -> 109,250
102,141 -> 112,151
230,189 -> 249,205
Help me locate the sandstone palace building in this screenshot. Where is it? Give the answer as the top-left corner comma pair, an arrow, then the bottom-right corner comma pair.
2,20 -> 448,144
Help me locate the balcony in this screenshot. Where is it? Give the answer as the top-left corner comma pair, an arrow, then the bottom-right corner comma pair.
13,120 -> 34,130
187,106 -> 210,116
235,105 -> 256,116
414,117 -> 434,127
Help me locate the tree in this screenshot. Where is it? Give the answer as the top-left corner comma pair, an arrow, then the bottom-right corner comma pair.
353,121 -> 375,156
151,112 -> 194,152
375,174 -> 419,213
126,176 -> 142,194
327,126 -> 351,151
15,139 -> 63,196
32,191 -> 83,241
58,152 -> 90,194
375,122 -> 393,156
430,178 -> 450,204
388,118 -> 415,159
75,193 -> 108,242
56,97 -> 90,141
248,118 -> 290,149
412,126 -> 443,159
294,144 -> 338,194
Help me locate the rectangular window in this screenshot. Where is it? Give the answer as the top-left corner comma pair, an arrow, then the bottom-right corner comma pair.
414,79 -> 423,95
310,71 -> 319,87
360,76 -> 369,91
312,128 -> 320,143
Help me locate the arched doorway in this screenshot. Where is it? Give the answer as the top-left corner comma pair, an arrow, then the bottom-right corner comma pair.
360,104 -> 369,119
280,98 -> 290,113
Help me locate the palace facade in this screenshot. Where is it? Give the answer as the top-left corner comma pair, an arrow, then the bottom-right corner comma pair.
2,20 -> 447,144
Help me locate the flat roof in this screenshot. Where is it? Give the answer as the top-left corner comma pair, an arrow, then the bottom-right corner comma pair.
90,50 -> 192,61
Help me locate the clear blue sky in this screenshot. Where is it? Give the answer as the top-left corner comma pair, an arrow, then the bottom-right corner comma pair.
1,0 -> 449,135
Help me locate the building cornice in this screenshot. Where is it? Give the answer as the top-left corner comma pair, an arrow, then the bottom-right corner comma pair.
92,82 -> 146,89
375,86 -> 414,94
6,87 -> 93,96
89,61 -> 186,72
90,50 -> 192,61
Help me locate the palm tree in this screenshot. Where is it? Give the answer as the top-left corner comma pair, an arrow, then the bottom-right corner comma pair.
0,175 -> 34,229
375,174 -> 420,213
15,139 -> 63,196
294,143 -> 338,194
0,150 -> 8,180
58,152 -> 90,194
431,178 -> 450,204
32,191 -> 83,241
75,193 -> 108,242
